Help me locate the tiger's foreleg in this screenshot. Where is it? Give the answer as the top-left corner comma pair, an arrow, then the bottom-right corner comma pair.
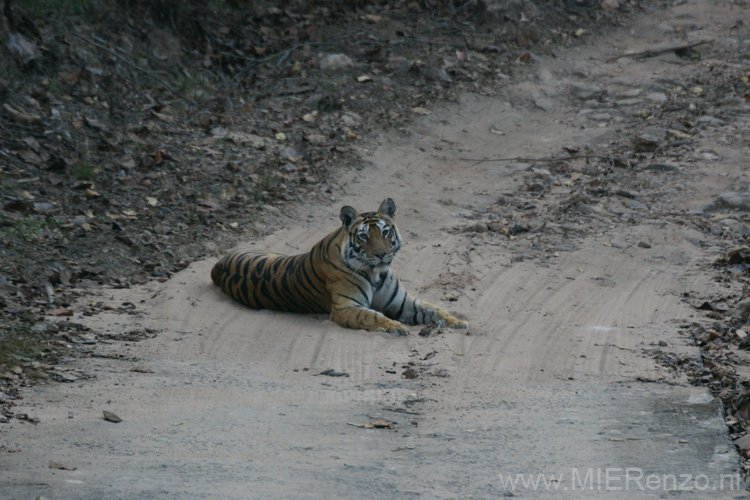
329,297 -> 410,336
405,297 -> 469,329
379,277 -> 468,329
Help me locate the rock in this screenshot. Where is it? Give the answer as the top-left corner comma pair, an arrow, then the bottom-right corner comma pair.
7,32 -> 40,64
508,223 -> 531,235
697,115 -> 724,127
482,0 -> 539,22
304,134 -> 328,146
226,132 -> 265,149
387,56 -> 411,74
611,240 -> 629,249
624,199 -> 647,211
637,241 -> 651,248
102,410 -> 123,423
642,162 -> 679,172
631,127 -> 666,152
337,111 -> 362,128
601,0 -> 619,12
620,89 -> 642,98
645,92 -> 668,103
319,54 -> 354,71
32,202 -> 58,214
719,218 -> 740,226
532,93 -> 555,112
31,321 -> 60,334
464,222 -> 488,233
614,98 -> 642,107
714,192 -> 750,212
569,82 -> 605,100
735,434 -> 750,451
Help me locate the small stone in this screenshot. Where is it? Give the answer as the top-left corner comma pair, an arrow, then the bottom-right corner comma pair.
624,199 -> 647,211
734,434 -> 750,451
658,340 -> 668,347
464,222 -> 488,233
645,92 -> 668,103
319,53 -> 354,71
31,321 -> 59,334
637,241 -> 651,248
601,0 -> 619,12
715,192 -> 750,212
569,82 -> 605,100
304,134 -> 328,146
615,98 -> 642,107
631,127 -> 666,152
620,89 -> 642,98
643,162 -> 679,172
533,94 -> 555,112
611,240 -> 629,249
102,411 -> 123,423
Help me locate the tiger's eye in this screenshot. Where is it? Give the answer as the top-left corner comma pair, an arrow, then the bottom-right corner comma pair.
358,233 -> 368,241
382,228 -> 390,237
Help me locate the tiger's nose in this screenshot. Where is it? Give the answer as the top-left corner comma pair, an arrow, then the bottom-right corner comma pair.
374,251 -> 387,260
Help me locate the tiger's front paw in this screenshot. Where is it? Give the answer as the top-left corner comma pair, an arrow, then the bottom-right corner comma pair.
444,316 -> 468,329
381,321 -> 410,336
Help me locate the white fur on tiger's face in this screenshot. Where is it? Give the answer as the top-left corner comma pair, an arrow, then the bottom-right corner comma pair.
343,208 -> 402,269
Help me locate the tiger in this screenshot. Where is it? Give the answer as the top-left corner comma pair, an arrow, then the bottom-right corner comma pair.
210,198 -> 468,335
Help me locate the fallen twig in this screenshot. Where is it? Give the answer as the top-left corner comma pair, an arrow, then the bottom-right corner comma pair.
69,31 -> 200,108
606,39 -> 711,62
459,154 -> 612,164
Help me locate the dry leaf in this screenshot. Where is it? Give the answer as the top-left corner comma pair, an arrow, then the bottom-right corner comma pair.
411,107 -> 431,115
347,419 -> 395,429
48,308 -> 73,317
153,111 -> 174,122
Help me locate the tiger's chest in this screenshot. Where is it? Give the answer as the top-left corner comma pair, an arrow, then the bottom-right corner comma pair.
368,268 -> 397,310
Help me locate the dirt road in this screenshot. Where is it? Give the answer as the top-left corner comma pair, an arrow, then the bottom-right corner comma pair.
3,0 -> 750,498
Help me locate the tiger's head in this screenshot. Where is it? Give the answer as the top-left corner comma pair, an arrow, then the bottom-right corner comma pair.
340,198 -> 402,270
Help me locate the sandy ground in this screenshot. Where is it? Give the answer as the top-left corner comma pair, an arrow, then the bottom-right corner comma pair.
3,0 -> 750,498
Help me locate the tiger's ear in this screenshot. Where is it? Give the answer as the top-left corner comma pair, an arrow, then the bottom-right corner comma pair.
340,205 -> 358,228
378,198 -> 396,219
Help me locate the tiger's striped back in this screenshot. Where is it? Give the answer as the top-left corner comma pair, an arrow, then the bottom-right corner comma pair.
210,233 -> 338,313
